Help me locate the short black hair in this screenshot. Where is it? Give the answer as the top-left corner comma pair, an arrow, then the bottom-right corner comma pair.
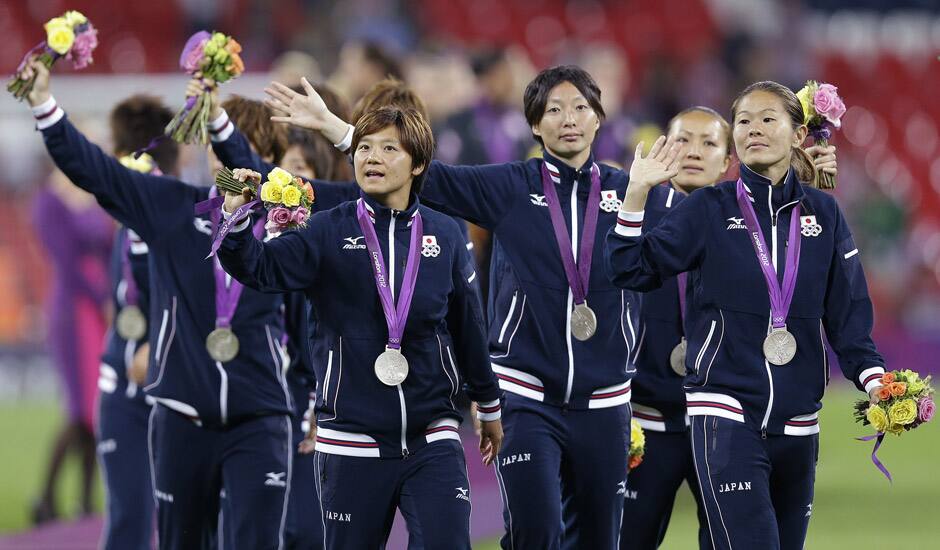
110,95 -> 179,174
523,65 -> 605,145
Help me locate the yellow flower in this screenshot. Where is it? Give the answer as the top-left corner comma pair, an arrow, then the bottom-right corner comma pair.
260,181 -> 283,203
213,49 -> 230,64
888,399 -> 918,426
908,379 -> 926,395
119,153 -> 155,174
630,419 -> 645,452
866,405 -> 889,433
281,185 -> 302,207
63,10 -> 87,27
796,83 -> 815,124
45,19 -> 75,54
212,32 -> 227,46
267,167 -> 294,187
203,41 -> 218,56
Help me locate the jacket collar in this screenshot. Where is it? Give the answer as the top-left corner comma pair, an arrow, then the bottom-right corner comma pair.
359,190 -> 420,225
542,149 -> 597,185
737,163 -> 806,209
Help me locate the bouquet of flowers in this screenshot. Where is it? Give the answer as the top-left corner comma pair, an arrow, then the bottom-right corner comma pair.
7,10 -> 98,101
215,167 -> 314,232
119,153 -> 162,175
165,31 -> 244,145
796,80 -> 846,190
629,418 -> 646,470
854,369 -> 934,480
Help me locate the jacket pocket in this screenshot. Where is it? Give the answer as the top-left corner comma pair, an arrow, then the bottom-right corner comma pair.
491,289 -> 526,358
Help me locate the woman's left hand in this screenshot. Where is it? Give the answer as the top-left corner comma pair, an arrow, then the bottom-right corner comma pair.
806,144 -> 837,177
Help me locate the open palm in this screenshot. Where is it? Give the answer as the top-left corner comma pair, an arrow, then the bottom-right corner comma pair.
629,136 -> 681,188
263,78 -> 329,132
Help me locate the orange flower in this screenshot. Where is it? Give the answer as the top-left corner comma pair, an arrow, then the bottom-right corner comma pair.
889,382 -> 907,397
302,182 -> 314,202
881,372 -> 895,384
226,54 -> 244,75
877,386 -> 893,401
224,38 -> 242,55
629,455 -> 643,470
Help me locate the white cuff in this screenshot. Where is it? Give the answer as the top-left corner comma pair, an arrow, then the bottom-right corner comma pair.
859,366 -> 886,394
334,123 -> 354,152
209,109 -> 234,142
614,210 -> 644,237
221,206 -> 252,233
476,399 -> 502,422
32,96 -> 65,130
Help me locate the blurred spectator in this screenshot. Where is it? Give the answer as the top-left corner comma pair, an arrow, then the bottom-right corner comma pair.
435,48 -> 530,165
328,40 -> 403,106
271,50 -> 323,90
30,171 -> 113,523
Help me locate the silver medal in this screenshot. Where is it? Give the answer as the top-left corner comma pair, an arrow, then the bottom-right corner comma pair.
375,347 -> 409,386
570,303 -> 597,341
670,338 -> 688,376
206,328 -> 240,363
763,328 -> 797,366
116,305 -> 147,341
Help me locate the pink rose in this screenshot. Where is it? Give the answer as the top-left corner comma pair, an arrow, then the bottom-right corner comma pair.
66,28 -> 98,69
181,40 -> 206,73
268,206 -> 292,226
813,83 -> 846,128
918,396 -> 935,423
291,207 -> 309,225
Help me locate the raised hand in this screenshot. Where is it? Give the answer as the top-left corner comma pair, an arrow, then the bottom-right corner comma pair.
479,419 -> 504,466
264,78 -> 349,144
806,144 -> 837,177
629,136 -> 682,189
185,73 -> 221,119
20,57 -> 52,107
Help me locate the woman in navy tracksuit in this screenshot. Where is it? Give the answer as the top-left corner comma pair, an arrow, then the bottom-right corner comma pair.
22,58 -> 297,550
94,95 -> 178,550
263,65 -> 641,550
606,81 -> 885,550
217,106 -> 503,550
617,107 -> 838,550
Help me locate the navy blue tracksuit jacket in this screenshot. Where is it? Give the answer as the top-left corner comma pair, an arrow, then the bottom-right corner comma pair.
218,193 -> 501,457
38,107 -> 293,428
422,152 -> 642,409
606,163 -> 886,435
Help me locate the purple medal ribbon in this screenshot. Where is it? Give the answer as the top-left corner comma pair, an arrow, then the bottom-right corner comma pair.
355,200 -> 423,350
735,179 -> 802,329
121,229 -> 139,307
677,271 -> 688,329
208,188 -> 265,329
206,185 -> 261,258
540,162 -> 601,306
856,433 -> 892,482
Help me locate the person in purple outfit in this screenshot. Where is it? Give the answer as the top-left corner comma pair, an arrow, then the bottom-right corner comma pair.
31,168 -> 113,523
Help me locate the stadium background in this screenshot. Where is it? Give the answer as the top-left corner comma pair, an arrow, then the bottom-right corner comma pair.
0,0 -> 937,548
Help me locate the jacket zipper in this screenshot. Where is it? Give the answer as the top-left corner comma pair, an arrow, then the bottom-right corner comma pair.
563,173 -> 580,405
760,188 -> 801,438
389,212 -> 409,457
